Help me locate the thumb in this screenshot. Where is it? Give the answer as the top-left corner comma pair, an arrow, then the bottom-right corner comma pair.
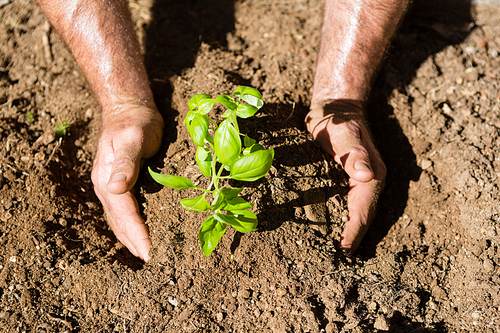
107,141 -> 142,195
312,116 -> 375,183
337,144 -> 375,184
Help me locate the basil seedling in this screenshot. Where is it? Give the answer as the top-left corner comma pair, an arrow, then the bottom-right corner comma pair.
149,86 -> 274,257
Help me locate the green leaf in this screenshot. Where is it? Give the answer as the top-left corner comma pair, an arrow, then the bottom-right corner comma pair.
188,115 -> 209,147
181,194 -> 211,212
212,188 -> 242,211
243,143 -> 264,155
196,146 -> 212,178
243,135 -> 256,148
224,197 -> 253,211
241,94 -> 264,110
227,209 -> 258,233
148,167 -> 196,189
183,110 -> 197,125
198,216 -> 226,257
211,191 -> 224,211
206,134 -> 214,146
233,86 -> 263,99
214,119 -> 241,166
230,149 -> 274,181
214,212 -> 256,233
215,95 -> 238,110
221,108 -> 234,119
198,98 -> 215,114
233,86 -> 263,109
220,187 -> 243,199
212,188 -> 249,211
236,104 -> 259,118
188,94 -> 212,110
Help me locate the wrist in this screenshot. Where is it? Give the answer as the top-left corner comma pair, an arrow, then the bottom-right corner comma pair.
309,99 -> 365,119
306,99 -> 367,137
100,99 -> 163,127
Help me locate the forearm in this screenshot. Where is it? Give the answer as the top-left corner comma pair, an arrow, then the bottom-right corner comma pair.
312,0 -> 409,107
36,0 -> 156,121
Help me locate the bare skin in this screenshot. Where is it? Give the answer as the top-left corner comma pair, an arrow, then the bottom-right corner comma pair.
37,0 -> 408,260
306,0 -> 409,252
37,0 -> 164,262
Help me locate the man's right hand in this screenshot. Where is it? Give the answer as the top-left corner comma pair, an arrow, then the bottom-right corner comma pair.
306,102 -> 386,253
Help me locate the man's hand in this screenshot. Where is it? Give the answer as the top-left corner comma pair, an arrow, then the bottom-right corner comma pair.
36,0 -> 165,260
309,0 -> 408,252
306,101 -> 386,253
91,106 -> 164,262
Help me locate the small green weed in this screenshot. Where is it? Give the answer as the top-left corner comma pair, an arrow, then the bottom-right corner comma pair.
26,111 -> 35,124
54,118 -> 70,139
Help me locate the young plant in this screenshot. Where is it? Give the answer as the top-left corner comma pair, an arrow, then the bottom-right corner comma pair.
148,86 -> 274,257
25,111 -> 35,124
54,117 -> 70,140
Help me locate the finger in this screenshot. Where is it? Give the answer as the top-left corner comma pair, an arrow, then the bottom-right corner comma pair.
103,191 -> 152,262
317,118 -> 375,183
338,178 -> 377,253
107,134 -> 143,195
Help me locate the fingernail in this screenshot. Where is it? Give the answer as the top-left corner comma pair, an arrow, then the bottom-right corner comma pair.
354,161 -> 371,172
141,252 -> 151,263
109,173 -> 127,184
337,239 -> 352,255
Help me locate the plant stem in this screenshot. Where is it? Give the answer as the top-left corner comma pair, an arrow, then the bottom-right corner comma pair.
232,112 -> 240,134
194,186 -> 215,194
213,164 -> 225,191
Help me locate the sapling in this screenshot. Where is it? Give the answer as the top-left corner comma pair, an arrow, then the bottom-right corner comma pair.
149,86 -> 274,257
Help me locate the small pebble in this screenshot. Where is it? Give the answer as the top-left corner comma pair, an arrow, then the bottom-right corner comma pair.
472,310 -> 482,320
59,218 -> 67,227
464,67 -> 479,81
465,46 -> 476,54
168,297 -> 178,307
239,289 -> 251,299
421,159 -> 432,170
367,301 -> 378,312
374,315 -> 389,331
85,108 -> 93,119
442,103 -> 452,114
57,260 -> 68,270
275,288 -> 287,297
483,259 -> 495,272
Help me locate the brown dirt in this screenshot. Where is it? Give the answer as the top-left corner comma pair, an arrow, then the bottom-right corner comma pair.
1,0 -> 500,332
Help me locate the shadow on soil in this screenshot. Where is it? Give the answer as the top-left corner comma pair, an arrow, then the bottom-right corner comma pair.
142,0 -> 235,171
358,2 -> 474,260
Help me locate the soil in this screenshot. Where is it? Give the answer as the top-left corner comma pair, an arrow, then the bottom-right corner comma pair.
1,0 -> 500,332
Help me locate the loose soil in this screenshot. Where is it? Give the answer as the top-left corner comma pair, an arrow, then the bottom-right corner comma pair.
1,0 -> 500,332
